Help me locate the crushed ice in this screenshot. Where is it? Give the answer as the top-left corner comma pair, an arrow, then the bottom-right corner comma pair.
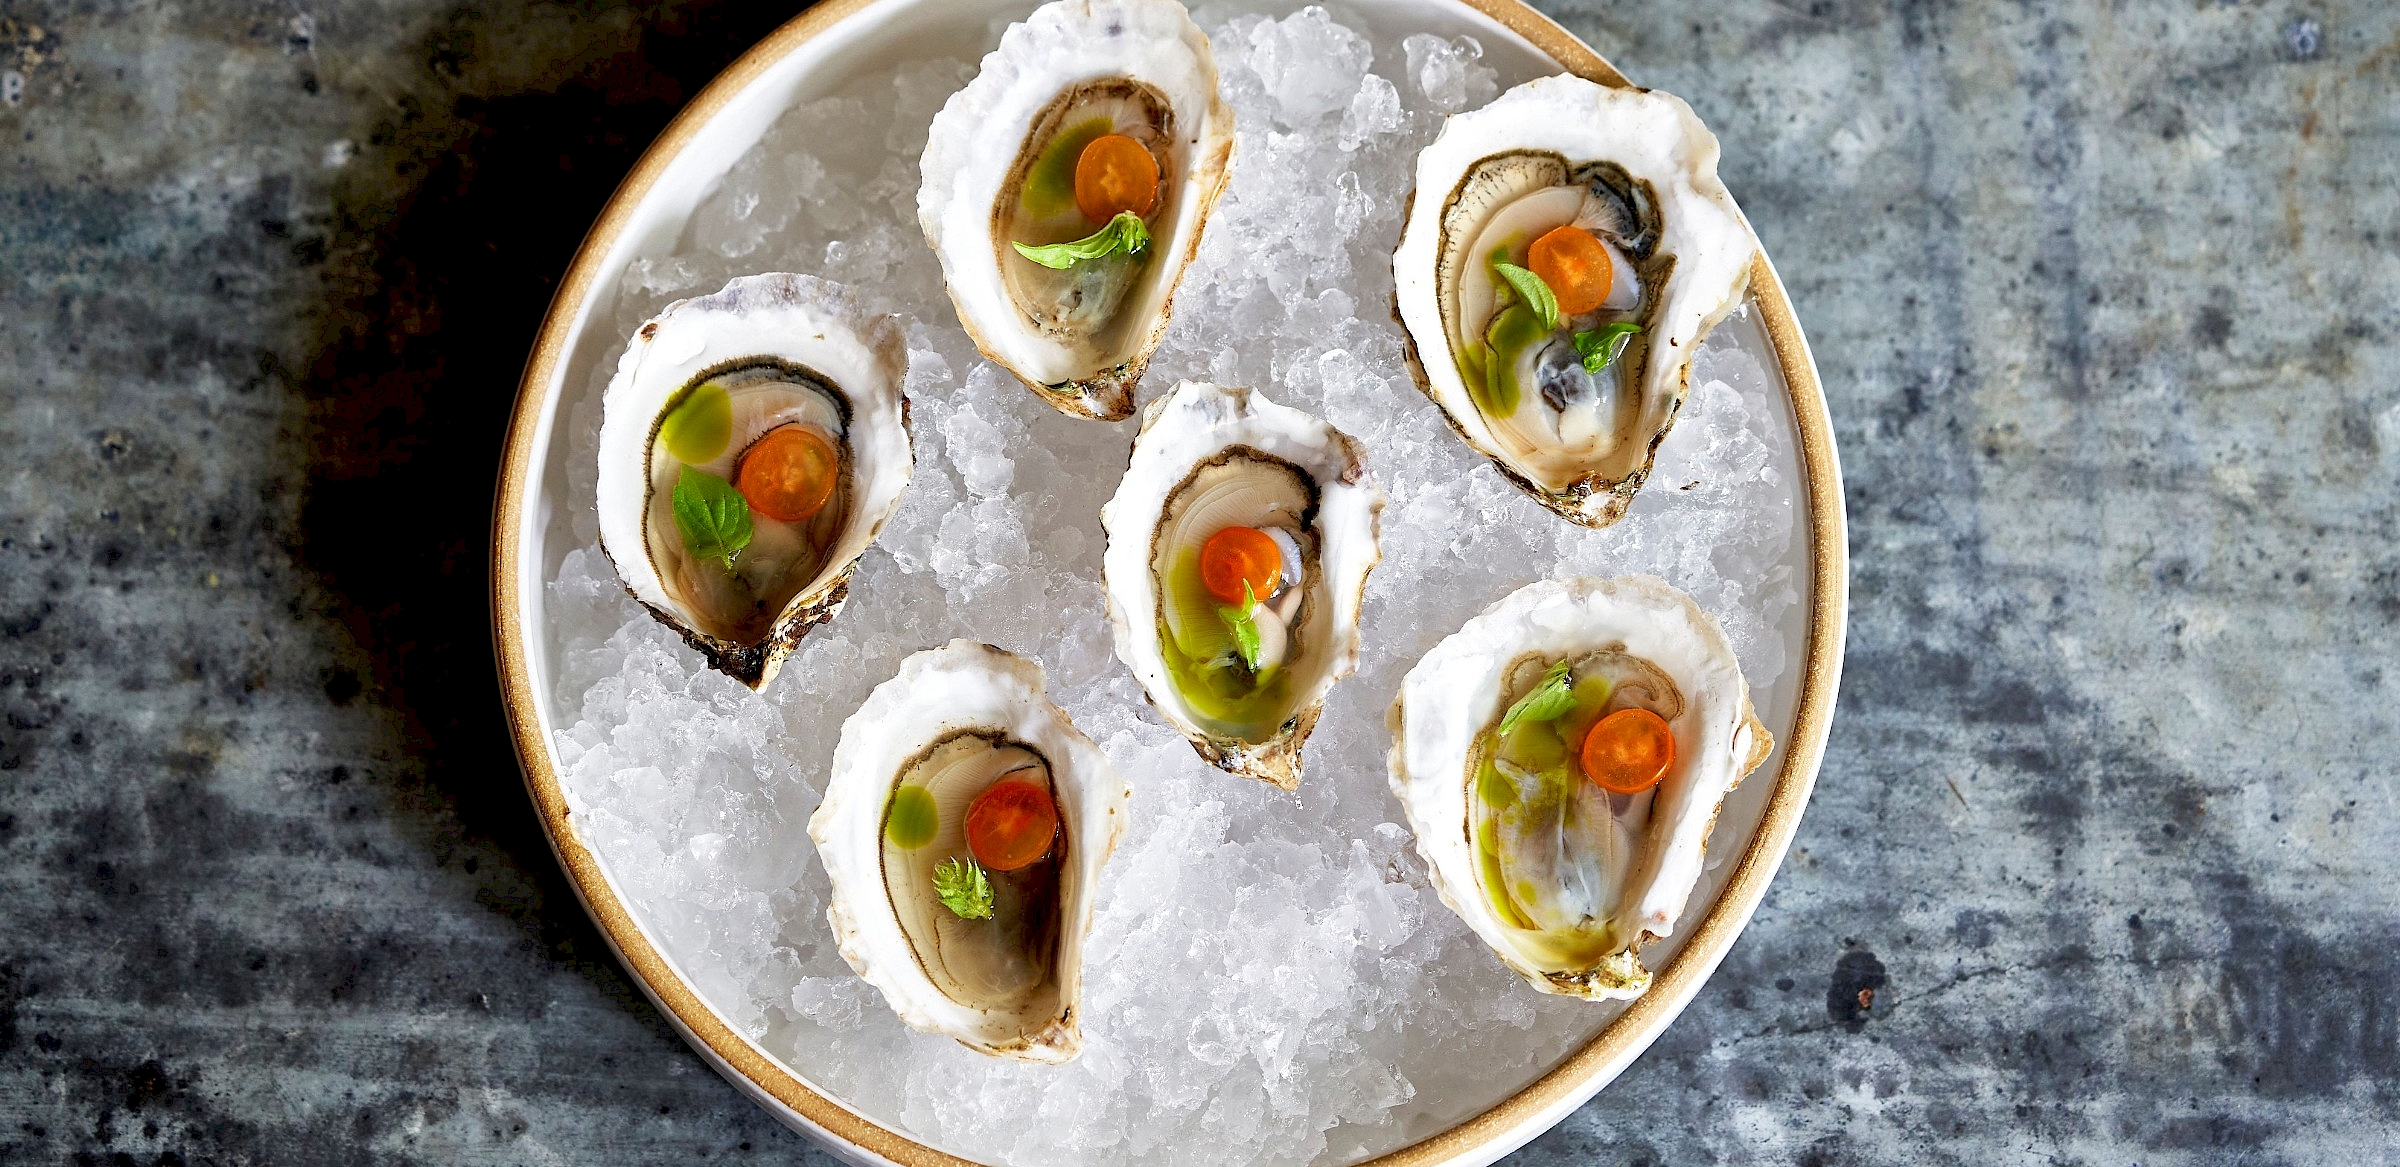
546,8 -> 1797,1166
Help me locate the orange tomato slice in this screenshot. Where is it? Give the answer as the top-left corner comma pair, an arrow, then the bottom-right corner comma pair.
1529,225 -> 1614,317
1074,133 -> 1160,223
1579,707 -> 1675,795
735,425 -> 839,523
1198,526 -> 1281,605
964,779 -> 1059,873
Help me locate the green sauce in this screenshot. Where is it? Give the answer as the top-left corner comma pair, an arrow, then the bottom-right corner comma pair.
883,784 -> 938,850
1159,625 -> 1293,732
1020,116 -> 1114,220
1471,303 -> 1549,420
659,381 -> 732,465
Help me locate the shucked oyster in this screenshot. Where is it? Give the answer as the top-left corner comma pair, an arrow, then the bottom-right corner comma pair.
1388,577 -> 1771,999
809,641 -> 1128,1062
1102,382 -> 1382,789
595,274 -> 911,689
919,0 -> 1234,420
1393,76 -> 1757,527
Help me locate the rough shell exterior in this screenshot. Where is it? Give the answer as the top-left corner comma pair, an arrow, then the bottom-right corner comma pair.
1392,75 -> 1758,527
806,640 -> 1129,1062
593,273 -> 912,690
917,0 -> 1235,420
1100,381 -> 1383,789
1387,576 -> 1772,999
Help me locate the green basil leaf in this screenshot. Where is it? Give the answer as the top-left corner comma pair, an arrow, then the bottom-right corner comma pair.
672,467 -> 753,572
933,856 -> 994,920
1573,322 -> 1643,374
1011,211 -> 1152,270
1491,261 -> 1561,331
1497,660 -> 1577,737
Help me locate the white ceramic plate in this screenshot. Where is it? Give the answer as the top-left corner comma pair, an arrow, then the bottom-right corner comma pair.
493,2 -> 1846,1164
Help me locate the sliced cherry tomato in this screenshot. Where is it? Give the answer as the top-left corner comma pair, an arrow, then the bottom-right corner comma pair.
964,779 -> 1059,872
1579,707 -> 1676,795
1529,225 -> 1614,316
1074,133 -> 1160,222
736,425 -> 839,523
1198,526 -> 1281,605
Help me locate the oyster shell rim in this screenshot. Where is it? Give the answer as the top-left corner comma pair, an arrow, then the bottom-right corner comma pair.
593,273 -> 914,690
1391,74 -> 1759,528
917,0 -> 1238,421
805,639 -> 1131,1064
1101,381 -> 1384,789
1386,575 -> 1772,1000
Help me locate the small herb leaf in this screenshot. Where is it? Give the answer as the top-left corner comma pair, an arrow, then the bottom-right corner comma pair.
1218,580 -> 1263,672
1573,322 -> 1643,373
933,856 -> 994,920
1497,660 -> 1577,737
1217,582 -> 1264,670
672,467 -> 753,572
1491,261 -> 1561,331
1011,211 -> 1152,269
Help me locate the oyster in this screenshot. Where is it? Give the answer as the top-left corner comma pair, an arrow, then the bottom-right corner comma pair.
919,0 -> 1234,420
1101,381 -> 1382,789
595,274 -> 911,689
1393,76 -> 1757,527
808,640 -> 1128,1062
1387,577 -> 1772,999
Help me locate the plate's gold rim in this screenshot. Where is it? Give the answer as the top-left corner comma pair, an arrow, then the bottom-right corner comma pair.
489,1 -> 1847,1164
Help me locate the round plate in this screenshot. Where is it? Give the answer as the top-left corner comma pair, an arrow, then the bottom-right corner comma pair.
492,2 -> 1847,1164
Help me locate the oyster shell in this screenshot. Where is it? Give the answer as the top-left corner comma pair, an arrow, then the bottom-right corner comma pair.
1101,381 -> 1382,789
919,0 -> 1235,420
1393,76 -> 1758,527
808,640 -> 1129,1062
1387,577 -> 1772,999
595,274 -> 912,689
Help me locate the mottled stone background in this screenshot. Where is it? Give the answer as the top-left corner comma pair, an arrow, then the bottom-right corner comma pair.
1,0 -> 2393,1163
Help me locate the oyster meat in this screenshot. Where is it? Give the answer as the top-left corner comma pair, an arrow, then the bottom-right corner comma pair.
919,0 -> 1235,420
1393,75 -> 1758,527
808,640 -> 1129,1062
1101,381 -> 1382,789
594,274 -> 912,690
1387,577 -> 1772,999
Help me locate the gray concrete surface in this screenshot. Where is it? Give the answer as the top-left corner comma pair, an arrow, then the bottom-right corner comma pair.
1,1 -> 2393,1163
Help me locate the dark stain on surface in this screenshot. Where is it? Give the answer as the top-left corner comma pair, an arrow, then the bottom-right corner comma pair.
0,2 -> 830,1164
0,962 -> 20,1053
283,4 -> 805,935
2149,1113 -> 2272,1151
1951,909 -> 2009,949
1828,949 -> 1889,1032
2203,874 -> 2400,1098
